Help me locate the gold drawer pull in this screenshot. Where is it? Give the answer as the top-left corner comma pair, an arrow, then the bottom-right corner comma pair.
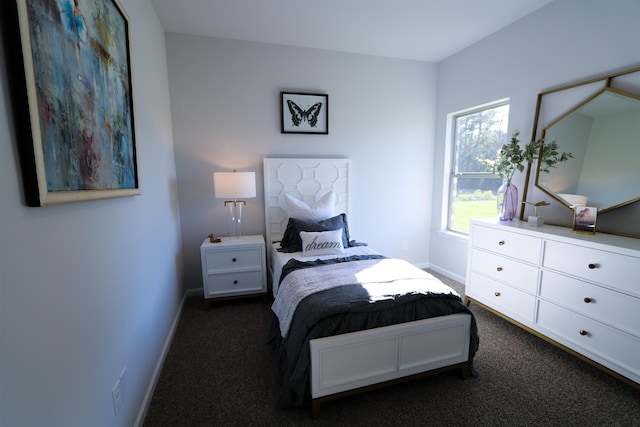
583,297 -> 592,303
494,292 -> 501,297
496,267 -> 503,272
588,263 -> 598,269
498,240 -> 505,246
579,330 -> 588,336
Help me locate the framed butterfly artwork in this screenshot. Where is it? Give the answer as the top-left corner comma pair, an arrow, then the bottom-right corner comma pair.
281,92 -> 329,134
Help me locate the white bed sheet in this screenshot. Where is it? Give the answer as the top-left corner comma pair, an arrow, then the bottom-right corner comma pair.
271,243 -> 380,295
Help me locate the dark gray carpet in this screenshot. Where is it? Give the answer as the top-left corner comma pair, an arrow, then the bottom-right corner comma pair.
143,271 -> 640,426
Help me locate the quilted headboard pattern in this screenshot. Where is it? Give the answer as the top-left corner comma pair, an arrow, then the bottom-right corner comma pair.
263,158 -> 351,257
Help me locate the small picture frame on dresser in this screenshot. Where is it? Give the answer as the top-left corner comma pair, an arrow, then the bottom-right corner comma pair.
573,206 -> 597,234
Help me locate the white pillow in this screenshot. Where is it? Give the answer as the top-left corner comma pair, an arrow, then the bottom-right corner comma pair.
300,229 -> 345,257
284,191 -> 336,221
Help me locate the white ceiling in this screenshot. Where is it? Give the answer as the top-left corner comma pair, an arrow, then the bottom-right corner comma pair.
150,0 -> 554,62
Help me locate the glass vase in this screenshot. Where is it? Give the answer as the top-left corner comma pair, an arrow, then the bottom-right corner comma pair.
497,180 -> 518,221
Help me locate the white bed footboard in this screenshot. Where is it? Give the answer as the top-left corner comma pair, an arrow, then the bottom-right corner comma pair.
310,313 -> 471,417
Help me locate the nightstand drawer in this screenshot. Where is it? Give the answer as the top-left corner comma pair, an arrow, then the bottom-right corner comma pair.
471,249 -> 539,293
205,247 -> 262,272
204,270 -> 264,297
200,235 -> 267,301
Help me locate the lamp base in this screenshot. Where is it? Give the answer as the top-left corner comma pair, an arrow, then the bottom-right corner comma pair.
226,201 -> 245,237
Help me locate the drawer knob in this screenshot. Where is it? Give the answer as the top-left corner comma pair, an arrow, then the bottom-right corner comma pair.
232,258 -> 237,262
583,297 -> 592,303
233,280 -> 238,285
579,330 -> 588,336
588,263 -> 598,269
498,240 -> 505,246
494,292 -> 501,297
496,267 -> 503,272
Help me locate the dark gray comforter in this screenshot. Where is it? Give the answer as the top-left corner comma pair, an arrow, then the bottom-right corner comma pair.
269,256 -> 479,408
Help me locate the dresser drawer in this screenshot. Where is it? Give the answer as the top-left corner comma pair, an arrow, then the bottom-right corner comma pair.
542,240 -> 639,296
471,249 -> 539,293
540,270 -> 640,336
471,225 -> 541,264
204,270 -> 264,297
536,300 -> 640,378
468,272 -> 536,324
205,247 -> 262,272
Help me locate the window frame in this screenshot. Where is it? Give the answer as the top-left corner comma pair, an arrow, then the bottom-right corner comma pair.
444,98 -> 510,236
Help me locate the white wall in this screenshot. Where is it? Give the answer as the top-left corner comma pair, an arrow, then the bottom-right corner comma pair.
165,35 -> 438,290
0,1 -> 182,426
430,0 -> 640,281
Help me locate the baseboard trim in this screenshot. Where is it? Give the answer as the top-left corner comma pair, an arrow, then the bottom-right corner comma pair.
185,287 -> 203,297
427,264 -> 465,285
134,289 -> 192,426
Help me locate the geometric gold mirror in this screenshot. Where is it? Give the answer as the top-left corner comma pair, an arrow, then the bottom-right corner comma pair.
538,88 -> 640,213
521,65 -> 640,238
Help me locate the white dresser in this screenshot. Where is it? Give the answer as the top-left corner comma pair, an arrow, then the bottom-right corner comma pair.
465,218 -> 640,388
200,235 -> 267,306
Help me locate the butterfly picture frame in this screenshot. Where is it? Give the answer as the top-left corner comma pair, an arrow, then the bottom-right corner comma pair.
281,92 -> 329,134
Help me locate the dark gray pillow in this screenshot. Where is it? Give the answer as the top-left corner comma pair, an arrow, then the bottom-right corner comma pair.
278,213 -> 351,253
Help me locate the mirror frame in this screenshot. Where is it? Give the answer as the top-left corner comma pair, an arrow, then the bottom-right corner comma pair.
536,87 -> 640,213
520,65 -> 640,238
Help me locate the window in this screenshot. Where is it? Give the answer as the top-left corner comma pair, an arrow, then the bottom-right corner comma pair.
447,100 -> 509,234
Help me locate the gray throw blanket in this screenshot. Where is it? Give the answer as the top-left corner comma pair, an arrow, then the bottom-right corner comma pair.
272,257 -> 460,338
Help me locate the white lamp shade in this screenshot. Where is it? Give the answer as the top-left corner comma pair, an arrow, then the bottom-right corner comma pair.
213,172 -> 256,199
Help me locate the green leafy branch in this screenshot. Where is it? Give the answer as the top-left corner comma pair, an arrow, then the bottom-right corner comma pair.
479,131 -> 574,183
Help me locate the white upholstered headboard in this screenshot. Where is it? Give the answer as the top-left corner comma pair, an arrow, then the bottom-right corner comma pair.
263,158 -> 351,261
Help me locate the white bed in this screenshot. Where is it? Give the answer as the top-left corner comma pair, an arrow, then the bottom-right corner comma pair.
263,158 -> 476,417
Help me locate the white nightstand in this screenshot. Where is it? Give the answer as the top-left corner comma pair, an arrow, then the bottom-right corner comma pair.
200,235 -> 267,306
